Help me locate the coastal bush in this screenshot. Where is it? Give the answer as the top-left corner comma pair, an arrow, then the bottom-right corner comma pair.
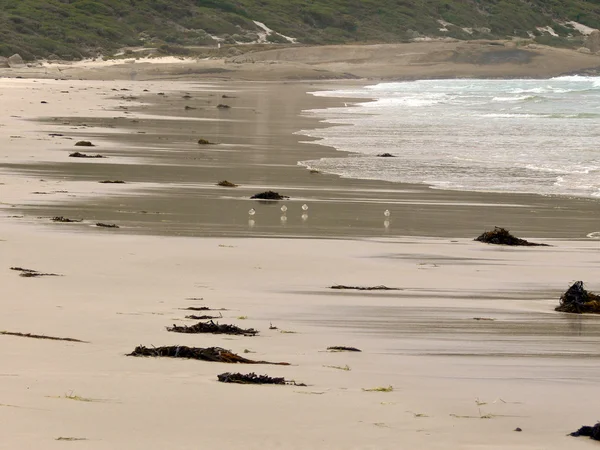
2,0 -> 600,59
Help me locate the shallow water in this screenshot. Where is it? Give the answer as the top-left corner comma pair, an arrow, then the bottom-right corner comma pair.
300,76 -> 600,199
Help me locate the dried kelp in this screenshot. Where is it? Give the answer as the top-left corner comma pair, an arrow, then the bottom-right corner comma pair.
96,223 -> 119,228
167,320 -> 258,336
475,227 -> 548,246
250,191 -> 289,200
185,312 -> 223,320
556,281 -> 600,314
10,267 -> 60,278
327,346 -> 361,352
570,423 -> 600,441
128,346 -> 289,365
217,372 -> 305,386
52,216 -> 82,223
1,331 -> 86,343
330,285 -> 400,291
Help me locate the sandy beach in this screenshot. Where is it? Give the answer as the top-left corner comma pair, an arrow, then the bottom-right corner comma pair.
2,44 -> 600,449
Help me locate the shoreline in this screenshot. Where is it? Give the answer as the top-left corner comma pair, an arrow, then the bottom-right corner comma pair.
2,57 -> 600,449
0,77 -> 599,239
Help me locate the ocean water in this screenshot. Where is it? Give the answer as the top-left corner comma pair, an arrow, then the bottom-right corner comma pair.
298,77 -> 600,199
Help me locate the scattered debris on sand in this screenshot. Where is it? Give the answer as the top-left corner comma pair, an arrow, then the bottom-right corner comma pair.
52,216 -> 82,223
217,180 -> 238,187
570,423 -> 600,440
69,152 -> 105,158
128,346 -> 290,365
556,281 -> 600,314
74,141 -> 95,147
251,191 -> 289,200
99,180 -> 125,184
330,285 -> 400,291
218,372 -> 285,385
96,223 -> 119,228
327,346 -> 361,352
167,320 -> 258,336
10,267 -> 61,278
1,331 -> 86,343
217,104 -> 231,109
475,227 -> 548,246
218,372 -> 305,386
198,138 -> 215,145
185,313 -> 223,320
377,153 -> 396,157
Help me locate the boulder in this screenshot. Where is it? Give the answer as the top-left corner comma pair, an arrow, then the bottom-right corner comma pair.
0,56 -> 9,68
585,30 -> 600,53
7,54 -> 25,68
578,47 -> 592,54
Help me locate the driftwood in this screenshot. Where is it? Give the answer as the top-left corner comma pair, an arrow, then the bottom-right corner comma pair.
330,285 -> 400,291
167,320 -> 258,336
327,346 -> 361,352
217,372 -> 305,386
570,423 -> 600,440
250,191 -> 289,200
556,281 -> 600,314
0,331 -> 86,343
128,345 -> 289,365
52,216 -> 82,223
475,227 -> 548,246
10,267 -> 60,278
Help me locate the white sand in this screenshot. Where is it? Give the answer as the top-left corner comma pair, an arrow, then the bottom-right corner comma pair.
1,221 -> 599,448
1,75 -> 600,449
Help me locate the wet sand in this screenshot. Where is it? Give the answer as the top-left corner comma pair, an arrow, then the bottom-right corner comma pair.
1,78 -> 599,239
1,69 -> 600,449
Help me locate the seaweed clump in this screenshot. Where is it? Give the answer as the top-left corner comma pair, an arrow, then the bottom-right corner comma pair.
217,180 -> 238,187
327,346 -> 361,352
217,372 -> 285,385
250,191 -> 289,200
128,345 -> 289,365
52,216 -> 82,223
330,285 -> 400,291
167,320 -> 258,336
556,281 -> 600,314
10,267 -> 61,278
69,152 -> 105,158
570,423 -> 600,441
475,227 -> 548,246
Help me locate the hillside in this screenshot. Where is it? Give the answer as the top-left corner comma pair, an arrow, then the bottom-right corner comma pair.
1,0 -> 600,60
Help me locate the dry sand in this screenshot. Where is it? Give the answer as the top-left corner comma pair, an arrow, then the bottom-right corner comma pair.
1,46 -> 600,448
